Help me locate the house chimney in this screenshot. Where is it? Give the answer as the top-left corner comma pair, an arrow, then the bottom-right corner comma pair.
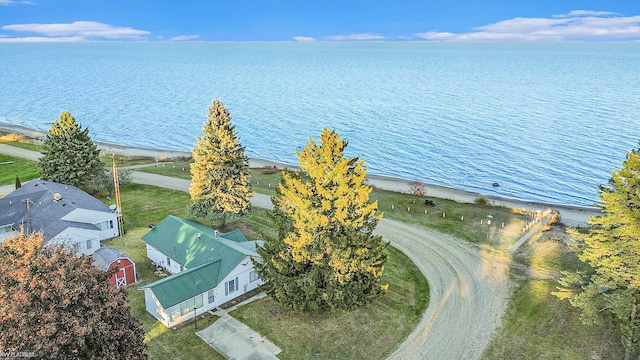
214,230 -> 218,239
198,233 -> 201,239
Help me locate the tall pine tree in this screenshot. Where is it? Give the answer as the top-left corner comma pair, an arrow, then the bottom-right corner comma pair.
189,100 -> 252,227
555,148 -> 640,359
38,111 -> 104,190
255,128 -> 388,312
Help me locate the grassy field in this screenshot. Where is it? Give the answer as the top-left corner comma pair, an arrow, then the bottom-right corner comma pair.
138,165 -> 532,247
483,228 -> 625,359
0,154 -> 40,186
102,184 -> 425,359
231,245 -> 429,360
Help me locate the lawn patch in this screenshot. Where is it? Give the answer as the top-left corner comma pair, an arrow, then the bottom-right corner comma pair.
231,246 -> 429,360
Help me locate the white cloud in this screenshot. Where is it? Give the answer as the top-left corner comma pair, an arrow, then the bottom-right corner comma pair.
324,32 -> 385,41
415,10 -> 640,42
560,10 -> 618,18
293,36 -> 316,42
170,34 -> 199,41
0,0 -> 35,5
0,36 -> 84,42
1,21 -> 150,41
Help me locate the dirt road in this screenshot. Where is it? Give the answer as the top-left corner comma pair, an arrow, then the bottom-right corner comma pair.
378,219 -> 511,359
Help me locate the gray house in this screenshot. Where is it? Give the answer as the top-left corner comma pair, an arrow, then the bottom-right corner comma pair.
0,180 -> 119,255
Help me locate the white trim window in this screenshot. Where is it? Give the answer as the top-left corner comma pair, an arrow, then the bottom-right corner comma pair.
225,277 -> 239,295
95,220 -> 114,231
179,296 -> 203,316
208,289 -> 215,304
86,239 -> 92,250
250,271 -> 259,282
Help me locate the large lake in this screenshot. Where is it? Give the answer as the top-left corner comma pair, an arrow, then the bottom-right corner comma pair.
1,42 -> 639,206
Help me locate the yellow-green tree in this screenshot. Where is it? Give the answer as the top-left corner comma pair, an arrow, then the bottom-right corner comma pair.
555,148 -> 640,359
255,128 -> 388,312
189,100 -> 252,227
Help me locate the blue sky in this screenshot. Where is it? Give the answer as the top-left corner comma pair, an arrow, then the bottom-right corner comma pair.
0,1 -> 639,42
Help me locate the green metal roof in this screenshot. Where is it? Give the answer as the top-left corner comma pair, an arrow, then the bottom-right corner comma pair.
141,261 -> 221,309
141,215 -> 260,270
140,215 -> 263,308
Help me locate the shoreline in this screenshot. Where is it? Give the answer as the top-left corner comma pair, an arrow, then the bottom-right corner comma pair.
0,122 -> 602,226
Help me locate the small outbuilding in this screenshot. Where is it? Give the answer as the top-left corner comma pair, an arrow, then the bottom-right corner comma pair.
92,246 -> 137,288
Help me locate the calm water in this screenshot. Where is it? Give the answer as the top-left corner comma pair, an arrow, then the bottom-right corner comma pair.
1,42 -> 639,206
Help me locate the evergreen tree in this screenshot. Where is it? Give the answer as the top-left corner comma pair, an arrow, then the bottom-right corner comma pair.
255,128 -> 388,312
189,100 -> 252,227
555,148 -> 640,359
38,111 -> 104,190
0,232 -> 147,359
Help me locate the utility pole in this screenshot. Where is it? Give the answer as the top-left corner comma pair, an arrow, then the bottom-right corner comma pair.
22,198 -> 33,234
112,155 -> 124,238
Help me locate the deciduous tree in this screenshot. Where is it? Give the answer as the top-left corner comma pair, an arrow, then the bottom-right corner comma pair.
0,232 -> 147,359
555,148 -> 640,359
38,111 -> 104,191
255,128 -> 388,312
189,100 -> 252,227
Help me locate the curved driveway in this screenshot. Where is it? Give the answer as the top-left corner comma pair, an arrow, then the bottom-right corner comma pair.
0,143 -> 511,359
129,171 -> 511,359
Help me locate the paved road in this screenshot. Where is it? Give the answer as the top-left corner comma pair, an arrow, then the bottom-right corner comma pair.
1,144 -> 512,359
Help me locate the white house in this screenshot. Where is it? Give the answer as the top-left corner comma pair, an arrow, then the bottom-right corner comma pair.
0,180 -> 119,255
140,215 -> 264,327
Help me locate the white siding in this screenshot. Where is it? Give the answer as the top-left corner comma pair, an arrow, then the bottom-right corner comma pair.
145,244 -> 183,274
143,255 -> 265,327
143,289 -> 167,327
50,228 -> 100,256
61,209 -> 119,240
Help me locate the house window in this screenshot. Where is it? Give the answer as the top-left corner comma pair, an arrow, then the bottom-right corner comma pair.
179,296 -> 203,316
225,277 -> 239,295
250,271 -> 259,282
208,289 -> 215,304
86,239 -> 92,250
0,224 -> 16,234
95,220 -> 115,231
167,256 -> 171,267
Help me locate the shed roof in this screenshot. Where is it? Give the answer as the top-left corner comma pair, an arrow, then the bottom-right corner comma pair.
92,245 -> 128,271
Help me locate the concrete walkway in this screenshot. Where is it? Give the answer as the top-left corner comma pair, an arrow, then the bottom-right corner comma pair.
196,293 -> 281,360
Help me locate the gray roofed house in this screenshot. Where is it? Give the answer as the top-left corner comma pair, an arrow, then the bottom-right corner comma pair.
0,180 -> 119,255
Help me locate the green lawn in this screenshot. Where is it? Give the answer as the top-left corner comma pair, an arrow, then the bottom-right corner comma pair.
231,245 -> 429,360
103,184 -> 425,359
483,235 -> 625,359
0,154 -> 40,186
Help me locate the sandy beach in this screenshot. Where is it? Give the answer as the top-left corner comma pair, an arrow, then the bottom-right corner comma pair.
0,122 -> 602,226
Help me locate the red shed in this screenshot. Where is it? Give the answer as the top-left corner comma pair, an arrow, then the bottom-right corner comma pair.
92,246 -> 137,288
